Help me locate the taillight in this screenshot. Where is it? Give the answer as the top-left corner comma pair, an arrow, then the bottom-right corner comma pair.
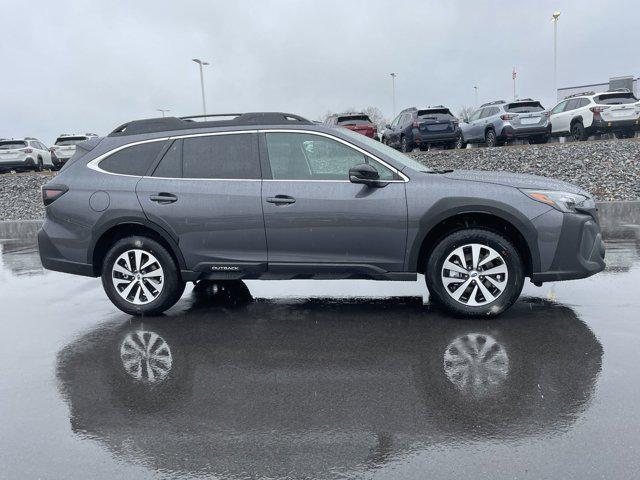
500,114 -> 516,121
542,111 -> 551,118
21,148 -> 33,153
42,185 -> 68,206
589,105 -> 610,119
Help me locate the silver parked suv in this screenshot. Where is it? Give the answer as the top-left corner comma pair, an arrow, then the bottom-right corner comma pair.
459,99 -> 551,148
38,112 -> 605,318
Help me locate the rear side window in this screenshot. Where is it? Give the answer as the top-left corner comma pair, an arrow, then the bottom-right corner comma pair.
182,133 -> 260,179
595,93 -> 638,105
505,102 -> 544,113
152,140 -> 181,178
100,141 -> 165,176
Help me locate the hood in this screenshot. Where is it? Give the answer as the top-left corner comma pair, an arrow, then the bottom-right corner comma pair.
443,170 -> 590,197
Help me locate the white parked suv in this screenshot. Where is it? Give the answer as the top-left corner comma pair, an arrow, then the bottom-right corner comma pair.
50,133 -> 98,170
549,89 -> 640,141
0,138 -> 52,172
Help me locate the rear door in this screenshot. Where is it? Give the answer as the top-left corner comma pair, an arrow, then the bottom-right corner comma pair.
260,131 -> 408,275
136,132 -> 267,275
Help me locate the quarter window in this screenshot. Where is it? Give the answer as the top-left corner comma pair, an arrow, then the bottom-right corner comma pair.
265,132 -> 396,181
100,141 -> 165,176
182,133 -> 260,179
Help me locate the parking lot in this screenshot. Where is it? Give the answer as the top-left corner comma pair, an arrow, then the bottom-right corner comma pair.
1,209 -> 639,479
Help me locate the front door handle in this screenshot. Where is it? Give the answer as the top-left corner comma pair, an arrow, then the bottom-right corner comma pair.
149,193 -> 177,204
266,195 -> 296,205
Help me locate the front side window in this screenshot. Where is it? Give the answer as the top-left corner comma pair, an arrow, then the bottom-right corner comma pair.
468,110 -> 482,122
265,132 -> 395,181
182,133 -> 260,179
99,141 -> 165,176
390,115 -> 401,127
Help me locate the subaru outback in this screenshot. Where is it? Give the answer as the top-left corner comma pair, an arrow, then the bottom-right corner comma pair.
38,112 -> 605,317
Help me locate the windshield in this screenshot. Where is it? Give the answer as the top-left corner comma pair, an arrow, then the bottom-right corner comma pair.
338,127 -> 432,173
505,102 -> 545,112
55,136 -> 87,146
0,141 -> 26,149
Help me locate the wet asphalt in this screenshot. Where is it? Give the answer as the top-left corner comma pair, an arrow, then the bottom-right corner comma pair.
1,218 -> 640,479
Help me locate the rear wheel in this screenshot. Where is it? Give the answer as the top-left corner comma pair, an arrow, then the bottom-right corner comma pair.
615,130 -> 636,139
101,236 -> 185,316
419,144 -> 430,152
455,136 -> 467,149
571,121 -> 588,141
425,229 -> 524,317
485,129 -> 497,147
36,158 -> 43,172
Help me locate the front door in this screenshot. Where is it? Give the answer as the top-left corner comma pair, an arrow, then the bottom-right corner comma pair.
136,132 -> 267,275
260,131 -> 408,275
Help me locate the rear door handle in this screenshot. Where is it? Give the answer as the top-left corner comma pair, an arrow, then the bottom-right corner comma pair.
149,193 -> 177,204
266,195 -> 296,205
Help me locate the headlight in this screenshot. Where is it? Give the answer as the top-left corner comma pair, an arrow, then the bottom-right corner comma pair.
521,189 -> 593,213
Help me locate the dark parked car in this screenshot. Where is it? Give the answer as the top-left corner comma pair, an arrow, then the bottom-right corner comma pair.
459,99 -> 551,148
382,107 -> 461,152
38,112 -> 605,317
324,113 -> 377,139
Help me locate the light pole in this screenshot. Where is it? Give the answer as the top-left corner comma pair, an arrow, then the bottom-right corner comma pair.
156,109 -> 170,117
512,67 -> 517,101
474,86 -> 479,107
390,73 -> 397,117
552,11 -> 561,102
192,58 -> 210,117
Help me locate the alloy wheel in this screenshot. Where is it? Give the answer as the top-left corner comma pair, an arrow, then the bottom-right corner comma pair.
112,249 -> 164,305
440,243 -> 508,306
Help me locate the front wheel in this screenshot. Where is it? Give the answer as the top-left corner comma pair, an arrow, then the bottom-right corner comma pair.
485,129 -> 497,147
101,236 -> 185,316
425,229 -> 524,317
455,136 -> 467,149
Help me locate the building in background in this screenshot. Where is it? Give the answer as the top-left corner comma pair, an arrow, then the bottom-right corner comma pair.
557,75 -> 638,103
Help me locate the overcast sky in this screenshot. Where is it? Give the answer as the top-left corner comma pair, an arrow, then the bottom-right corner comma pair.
1,0 -> 638,144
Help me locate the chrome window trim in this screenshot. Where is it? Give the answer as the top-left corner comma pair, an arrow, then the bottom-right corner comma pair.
259,129 -> 409,182
87,128 -> 409,182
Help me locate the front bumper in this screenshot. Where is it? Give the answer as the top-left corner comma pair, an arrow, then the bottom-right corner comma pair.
531,212 -> 606,283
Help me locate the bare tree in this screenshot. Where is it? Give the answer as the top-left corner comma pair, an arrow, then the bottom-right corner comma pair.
361,106 -> 389,131
457,106 -> 475,123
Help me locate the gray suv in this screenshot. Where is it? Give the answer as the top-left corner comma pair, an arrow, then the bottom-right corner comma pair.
459,99 -> 551,148
38,112 -> 605,317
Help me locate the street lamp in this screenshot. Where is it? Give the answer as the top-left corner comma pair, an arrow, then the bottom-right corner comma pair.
192,58 -> 210,117
474,86 -> 479,107
156,109 -> 170,117
552,11 -> 561,101
390,73 -> 397,117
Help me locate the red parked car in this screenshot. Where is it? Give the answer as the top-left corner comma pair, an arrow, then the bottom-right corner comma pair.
324,113 -> 378,139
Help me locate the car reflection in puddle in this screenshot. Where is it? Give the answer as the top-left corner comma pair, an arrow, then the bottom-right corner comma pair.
56,280 -> 603,479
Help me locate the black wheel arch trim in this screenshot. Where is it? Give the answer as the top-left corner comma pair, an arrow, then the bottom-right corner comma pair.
88,213 -> 187,272
407,197 -> 541,273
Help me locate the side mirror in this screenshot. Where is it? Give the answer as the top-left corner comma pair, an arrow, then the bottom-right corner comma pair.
349,163 -> 382,186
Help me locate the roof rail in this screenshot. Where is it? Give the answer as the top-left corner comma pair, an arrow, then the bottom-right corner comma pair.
513,98 -> 535,102
564,91 -> 595,99
606,88 -> 631,93
480,100 -> 506,107
24,137 -> 37,140
424,105 -> 446,108
109,112 -> 313,137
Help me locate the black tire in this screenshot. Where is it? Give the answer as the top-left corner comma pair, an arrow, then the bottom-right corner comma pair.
425,229 -> 525,318
419,145 -> 429,152
485,129 -> 497,147
443,141 -> 457,150
529,135 -> 549,144
401,136 -> 412,153
101,236 -> 185,316
615,130 -> 636,139
455,136 -> 467,149
571,121 -> 588,141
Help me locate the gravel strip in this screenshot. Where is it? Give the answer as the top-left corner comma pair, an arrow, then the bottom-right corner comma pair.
411,138 -> 640,201
0,139 -> 638,221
